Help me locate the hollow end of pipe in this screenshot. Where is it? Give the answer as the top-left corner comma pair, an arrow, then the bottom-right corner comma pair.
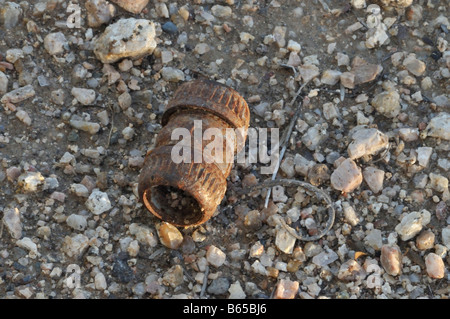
142,184 -> 205,227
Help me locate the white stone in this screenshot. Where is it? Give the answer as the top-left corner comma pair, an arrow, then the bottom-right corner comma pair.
62,234 -> 90,258
95,272 -> 108,290
294,154 -> 315,176
85,189 -> 112,215
206,245 -> 226,267
416,147 -> 433,167
86,0 -> 116,28
330,158 -> 363,193
348,128 -> 389,160
312,249 -> 339,267
228,281 -> 246,299
6,48 -> 24,63
322,102 -> 339,120
66,214 -> 87,231
127,239 -> 140,257
298,64 -> 320,83
0,71 -> 8,95
0,2 -> 22,29
395,210 -> 430,241
71,87 -> 96,105
194,42 -> 210,54
1,84 -> 35,104
275,227 -> 296,254
272,185 -> 287,202
18,172 -> 44,192
351,0 -> 366,9
249,241 -> 264,258
371,90 -> 401,118
442,226 -> 450,249
211,5 -> 232,18
110,0 -> 149,14
342,202 -> 360,226
122,126 -> 135,140
321,69 -> 342,86
336,52 -> 350,66
44,32 -> 67,55
429,173 -> 449,193
301,124 -> 327,151
363,166 -> 384,193
93,18 -> 156,64
160,67 -> 185,82
398,128 -> 419,142
286,207 -> 300,223
69,118 -> 100,135
280,156 -> 296,178
2,207 -> 22,239
15,109 -> 32,126
70,184 -> 89,198
16,237 -> 38,256
403,53 -> 426,76
129,223 -> 158,247
364,229 -> 383,250
287,40 -> 301,52
426,112 -> 450,140
251,260 -> 267,276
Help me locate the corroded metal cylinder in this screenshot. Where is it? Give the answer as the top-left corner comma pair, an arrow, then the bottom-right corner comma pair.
138,79 -> 250,226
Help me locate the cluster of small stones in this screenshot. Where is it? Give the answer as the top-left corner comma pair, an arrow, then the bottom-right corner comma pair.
0,0 -> 449,299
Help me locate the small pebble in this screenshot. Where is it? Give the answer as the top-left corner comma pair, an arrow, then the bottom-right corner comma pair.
157,222 -> 183,249
160,67 -> 185,82
62,234 -> 90,258
162,21 -> 178,34
228,281 -> 246,299
395,210 -> 431,241
275,228 -> 296,254
95,272 -> 107,290
162,265 -> 184,287
44,32 -> 67,56
363,166 -> 385,193
1,85 -> 35,104
348,128 -> 389,160
274,279 -> 299,299
426,112 -> 450,140
330,158 -> 363,193
71,87 -> 96,105
93,18 -> 156,64
380,244 -> 402,276
206,245 -> 226,267
416,230 -> 435,250
208,277 -> 230,295
85,189 -> 112,215
109,0 -> 149,14
371,90 -> 401,118
403,53 -> 426,76
425,253 -> 445,279
66,214 -> 87,231
3,207 -> 22,239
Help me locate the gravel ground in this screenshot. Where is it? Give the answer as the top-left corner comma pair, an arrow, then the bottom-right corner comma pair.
0,0 -> 449,300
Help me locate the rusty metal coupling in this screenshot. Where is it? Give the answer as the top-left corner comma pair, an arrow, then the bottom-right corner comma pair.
138,79 -> 250,227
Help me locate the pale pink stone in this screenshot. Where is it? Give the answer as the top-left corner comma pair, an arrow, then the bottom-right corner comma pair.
274,279 -> 299,299
380,245 -> 402,276
110,0 -> 148,13
330,158 -> 363,193
50,191 -> 66,203
425,253 -> 445,279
